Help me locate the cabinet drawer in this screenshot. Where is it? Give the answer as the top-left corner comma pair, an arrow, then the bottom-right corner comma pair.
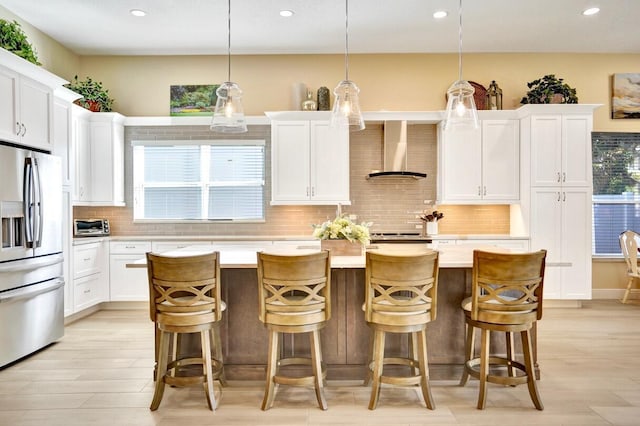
110,241 -> 152,254
74,273 -> 103,311
110,255 -> 149,301
151,241 -> 212,253
73,243 -> 101,278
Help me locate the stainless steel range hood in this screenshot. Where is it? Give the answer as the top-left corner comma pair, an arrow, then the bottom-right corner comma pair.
366,120 -> 427,179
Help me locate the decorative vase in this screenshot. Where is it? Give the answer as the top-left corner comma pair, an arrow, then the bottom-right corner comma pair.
426,222 -> 439,235
301,90 -> 317,111
317,86 -> 330,111
320,239 -> 363,256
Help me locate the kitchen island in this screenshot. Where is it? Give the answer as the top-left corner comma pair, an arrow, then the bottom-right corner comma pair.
130,244 -> 527,380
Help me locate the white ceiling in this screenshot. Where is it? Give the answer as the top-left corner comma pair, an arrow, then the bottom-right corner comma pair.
0,0 -> 638,56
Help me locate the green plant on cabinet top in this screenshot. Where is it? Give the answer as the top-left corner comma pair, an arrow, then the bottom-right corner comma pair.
0,19 -> 40,65
64,75 -> 114,112
520,74 -> 578,105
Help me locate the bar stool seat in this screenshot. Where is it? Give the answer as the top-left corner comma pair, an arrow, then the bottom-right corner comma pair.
146,252 -> 226,411
256,250 -> 332,411
363,250 -> 439,410
460,249 -> 547,410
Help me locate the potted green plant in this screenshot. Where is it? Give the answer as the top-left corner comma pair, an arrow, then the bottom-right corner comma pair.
520,74 -> 578,104
64,75 -> 114,112
0,19 -> 40,65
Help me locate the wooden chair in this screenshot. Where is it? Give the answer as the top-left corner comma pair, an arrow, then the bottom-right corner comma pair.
619,230 -> 640,304
256,250 -> 331,411
146,252 -> 225,411
460,249 -> 546,410
364,250 -> 439,410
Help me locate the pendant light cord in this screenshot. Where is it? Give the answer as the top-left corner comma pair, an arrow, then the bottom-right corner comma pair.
457,0 -> 463,82
227,0 -> 231,82
344,0 -> 349,81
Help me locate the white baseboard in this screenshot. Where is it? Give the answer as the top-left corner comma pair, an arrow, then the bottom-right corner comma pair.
592,288 -> 638,300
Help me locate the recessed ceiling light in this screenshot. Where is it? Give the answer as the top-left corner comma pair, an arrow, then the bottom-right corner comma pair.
582,7 -> 600,16
279,10 -> 294,18
130,9 -> 147,17
433,10 -> 448,19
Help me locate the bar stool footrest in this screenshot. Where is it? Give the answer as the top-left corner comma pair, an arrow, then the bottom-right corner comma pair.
465,356 -> 530,386
273,357 -> 327,387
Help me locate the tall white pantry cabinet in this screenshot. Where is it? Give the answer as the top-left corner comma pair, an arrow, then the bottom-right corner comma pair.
519,105 -> 598,300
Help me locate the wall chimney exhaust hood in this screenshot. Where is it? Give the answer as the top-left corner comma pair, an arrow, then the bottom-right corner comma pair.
366,120 -> 427,179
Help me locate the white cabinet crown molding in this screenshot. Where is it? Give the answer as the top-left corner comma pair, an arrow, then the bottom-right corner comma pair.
0,48 -> 68,88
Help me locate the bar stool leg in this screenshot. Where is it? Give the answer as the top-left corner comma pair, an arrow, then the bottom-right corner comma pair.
261,329 -> 279,411
477,329 -> 490,409
521,329 -> 544,410
410,332 -> 419,378
416,328 -> 435,410
310,329 -> 328,410
212,325 -> 227,386
460,322 -> 475,386
368,329 -> 385,410
151,330 -> 170,411
201,330 -> 217,411
506,331 -> 515,380
363,330 -> 374,386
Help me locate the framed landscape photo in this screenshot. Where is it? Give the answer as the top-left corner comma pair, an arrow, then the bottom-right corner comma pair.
612,73 -> 640,119
170,84 -> 219,116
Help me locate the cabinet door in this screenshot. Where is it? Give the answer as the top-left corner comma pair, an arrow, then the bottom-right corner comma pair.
0,66 -> 19,144
562,115 -> 592,187
62,189 -> 74,317
530,115 -> 562,187
310,121 -> 350,203
529,187 -> 563,299
53,98 -> 73,187
19,77 -> 52,151
73,243 -> 102,278
560,188 -> 592,299
110,255 -> 150,301
439,125 -> 482,201
73,114 -> 91,202
482,120 -> 520,201
271,121 -> 311,203
73,273 -> 103,312
90,121 -> 115,204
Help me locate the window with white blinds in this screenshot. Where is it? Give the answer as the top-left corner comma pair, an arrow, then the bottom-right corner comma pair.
132,140 -> 265,221
592,132 -> 640,255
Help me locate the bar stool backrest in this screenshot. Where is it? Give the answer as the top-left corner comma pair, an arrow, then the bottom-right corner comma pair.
471,250 -> 547,325
257,250 -> 331,327
365,250 -> 439,326
146,252 -> 222,325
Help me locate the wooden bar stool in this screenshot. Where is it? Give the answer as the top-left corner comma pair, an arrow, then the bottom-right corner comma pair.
146,252 -> 226,411
619,230 -> 640,303
459,249 -> 547,410
364,250 -> 439,410
256,250 -> 331,411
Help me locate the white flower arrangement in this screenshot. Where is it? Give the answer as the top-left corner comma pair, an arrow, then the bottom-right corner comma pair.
312,215 -> 372,245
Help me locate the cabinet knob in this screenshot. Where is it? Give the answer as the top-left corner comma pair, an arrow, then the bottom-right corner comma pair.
21,123 -> 26,137
562,172 -> 566,182
477,186 -> 481,196
483,186 -> 487,196
557,192 -> 561,202
16,122 -> 20,135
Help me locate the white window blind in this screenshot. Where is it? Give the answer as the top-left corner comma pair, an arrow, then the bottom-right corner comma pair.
592,132 -> 640,255
133,140 -> 265,221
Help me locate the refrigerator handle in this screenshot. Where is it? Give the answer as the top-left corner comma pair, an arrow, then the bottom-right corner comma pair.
23,157 -> 34,248
33,157 -> 44,248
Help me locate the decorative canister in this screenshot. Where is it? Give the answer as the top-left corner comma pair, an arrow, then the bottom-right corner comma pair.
301,90 -> 317,111
317,86 -> 330,111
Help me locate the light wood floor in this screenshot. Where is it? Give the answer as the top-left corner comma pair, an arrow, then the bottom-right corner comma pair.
1,300 -> 640,425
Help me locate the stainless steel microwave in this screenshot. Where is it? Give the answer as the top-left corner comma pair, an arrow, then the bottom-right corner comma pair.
74,219 -> 110,237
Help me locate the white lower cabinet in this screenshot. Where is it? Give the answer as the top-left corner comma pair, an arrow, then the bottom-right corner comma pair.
109,241 -> 152,301
72,239 -> 109,312
529,187 -> 591,299
151,240 -> 212,253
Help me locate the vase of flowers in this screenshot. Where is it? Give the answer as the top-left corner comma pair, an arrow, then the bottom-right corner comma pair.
312,215 -> 371,256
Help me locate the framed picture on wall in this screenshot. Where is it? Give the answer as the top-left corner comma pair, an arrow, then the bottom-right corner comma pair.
170,84 -> 219,116
612,73 -> 640,119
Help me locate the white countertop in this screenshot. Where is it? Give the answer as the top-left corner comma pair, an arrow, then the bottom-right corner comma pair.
127,243 -> 520,269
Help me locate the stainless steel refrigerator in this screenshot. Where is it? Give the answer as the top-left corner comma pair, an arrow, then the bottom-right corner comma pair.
0,141 -> 64,368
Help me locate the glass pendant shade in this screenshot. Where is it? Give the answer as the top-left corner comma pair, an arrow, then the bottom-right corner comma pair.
211,81 -> 247,133
331,80 -> 365,131
444,79 -> 479,131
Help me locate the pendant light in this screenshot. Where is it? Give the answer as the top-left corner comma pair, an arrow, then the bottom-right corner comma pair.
211,0 -> 247,133
330,0 -> 365,132
443,0 -> 478,131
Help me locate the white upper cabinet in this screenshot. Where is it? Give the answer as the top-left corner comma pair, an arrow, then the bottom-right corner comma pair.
269,114 -> 350,205
0,66 -> 52,151
0,49 -> 67,152
530,114 -> 592,188
72,109 -> 125,206
438,119 -> 519,203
